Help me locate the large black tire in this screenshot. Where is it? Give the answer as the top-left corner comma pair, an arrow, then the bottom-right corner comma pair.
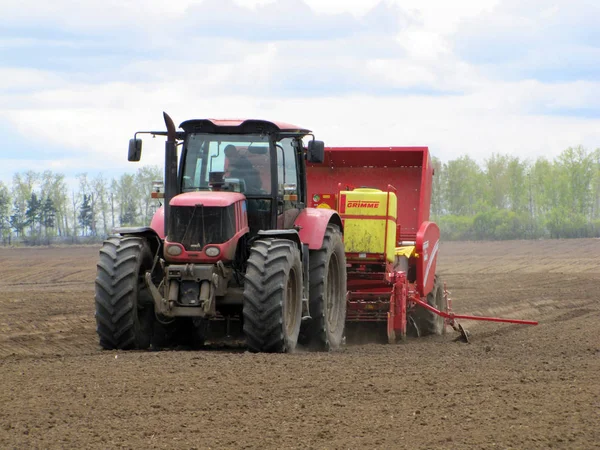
411,275 -> 445,336
95,236 -> 155,350
304,225 -> 347,351
242,239 -> 302,353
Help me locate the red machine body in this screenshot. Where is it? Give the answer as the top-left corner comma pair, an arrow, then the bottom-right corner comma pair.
307,147 -> 432,241
307,146 -> 438,294
307,146 -> 537,342
162,192 -> 249,264
294,207 -> 343,250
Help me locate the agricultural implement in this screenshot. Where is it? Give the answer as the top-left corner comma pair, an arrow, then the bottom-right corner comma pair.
94,114 -> 536,353
306,147 -> 537,343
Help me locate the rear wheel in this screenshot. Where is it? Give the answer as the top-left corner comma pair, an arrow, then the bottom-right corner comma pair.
304,225 -> 347,351
412,275 -> 445,336
95,236 -> 155,350
243,239 -> 302,353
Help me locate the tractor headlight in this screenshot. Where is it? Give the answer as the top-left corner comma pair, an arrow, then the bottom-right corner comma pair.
166,244 -> 182,256
205,246 -> 220,257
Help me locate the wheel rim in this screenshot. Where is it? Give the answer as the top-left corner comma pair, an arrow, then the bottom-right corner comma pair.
326,253 -> 341,333
284,267 -> 300,336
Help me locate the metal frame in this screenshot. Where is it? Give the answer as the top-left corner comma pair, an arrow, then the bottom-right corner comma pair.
385,270 -> 538,344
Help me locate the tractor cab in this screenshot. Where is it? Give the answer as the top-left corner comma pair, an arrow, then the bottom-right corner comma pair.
132,117 -> 325,248
175,119 -> 321,237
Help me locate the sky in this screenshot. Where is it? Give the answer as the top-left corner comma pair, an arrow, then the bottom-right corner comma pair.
1,0 -> 599,187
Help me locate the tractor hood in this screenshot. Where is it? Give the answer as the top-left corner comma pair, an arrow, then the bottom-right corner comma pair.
170,191 -> 246,208
149,191 -> 247,241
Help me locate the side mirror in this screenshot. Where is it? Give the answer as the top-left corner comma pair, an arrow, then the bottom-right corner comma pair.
128,138 -> 142,162
307,140 -> 325,163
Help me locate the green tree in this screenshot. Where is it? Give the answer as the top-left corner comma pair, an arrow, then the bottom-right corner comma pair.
116,173 -> 138,226
120,200 -> 136,226
430,156 -> 444,218
555,146 -> 594,216
506,157 -> 528,213
77,173 -> 97,236
444,155 -> 485,216
79,194 -> 94,236
25,192 -> 42,237
41,197 -> 56,243
529,158 -> 557,220
0,182 -> 11,244
483,153 -> 510,210
11,171 -> 38,235
135,166 -> 162,226
92,174 -> 110,236
40,171 -> 69,237
10,200 -> 26,238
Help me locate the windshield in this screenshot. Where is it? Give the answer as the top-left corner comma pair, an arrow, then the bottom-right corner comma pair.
181,133 -> 271,195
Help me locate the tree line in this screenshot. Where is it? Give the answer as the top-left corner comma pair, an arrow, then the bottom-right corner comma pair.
0,167 -> 162,245
431,146 -> 600,240
1,145 -> 599,245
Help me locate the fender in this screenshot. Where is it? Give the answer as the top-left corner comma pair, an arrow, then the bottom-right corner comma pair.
257,229 -> 302,254
149,206 -> 166,239
415,221 -> 440,297
294,207 -> 343,250
115,225 -> 163,258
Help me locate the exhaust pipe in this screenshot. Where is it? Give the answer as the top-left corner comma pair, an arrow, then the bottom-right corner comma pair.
163,112 -> 178,239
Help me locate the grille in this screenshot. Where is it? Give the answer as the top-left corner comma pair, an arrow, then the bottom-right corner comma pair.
169,205 -> 236,251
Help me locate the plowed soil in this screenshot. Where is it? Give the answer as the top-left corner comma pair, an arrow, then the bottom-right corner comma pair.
1,240 -> 599,449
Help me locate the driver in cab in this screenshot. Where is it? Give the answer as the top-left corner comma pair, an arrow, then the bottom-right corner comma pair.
224,144 -> 263,194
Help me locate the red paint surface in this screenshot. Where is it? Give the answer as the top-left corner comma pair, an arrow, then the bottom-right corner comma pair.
180,118 -> 309,134
416,221 -> 440,297
150,206 -> 165,239
294,208 -> 341,250
165,197 -> 249,264
307,147 -> 432,241
170,191 -> 246,207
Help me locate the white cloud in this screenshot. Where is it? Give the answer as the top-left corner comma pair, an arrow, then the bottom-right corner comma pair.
0,68 -> 66,91
1,0 -> 599,189
453,0 -> 600,81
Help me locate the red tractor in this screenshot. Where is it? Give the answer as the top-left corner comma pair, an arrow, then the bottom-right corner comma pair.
94,113 -> 347,352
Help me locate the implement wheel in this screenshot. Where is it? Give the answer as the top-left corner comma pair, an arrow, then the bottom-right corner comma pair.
412,275 -> 445,336
243,239 -> 302,353
95,236 -> 155,350
304,225 -> 347,351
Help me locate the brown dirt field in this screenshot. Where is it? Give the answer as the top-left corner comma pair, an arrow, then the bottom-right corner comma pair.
0,240 -> 599,449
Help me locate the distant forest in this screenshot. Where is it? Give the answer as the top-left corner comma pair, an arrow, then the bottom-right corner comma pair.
0,167 -> 162,245
431,146 -> 600,240
0,145 -> 599,245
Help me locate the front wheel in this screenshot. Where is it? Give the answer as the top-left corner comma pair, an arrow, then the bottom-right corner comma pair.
242,239 -> 302,353
95,236 -> 155,350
